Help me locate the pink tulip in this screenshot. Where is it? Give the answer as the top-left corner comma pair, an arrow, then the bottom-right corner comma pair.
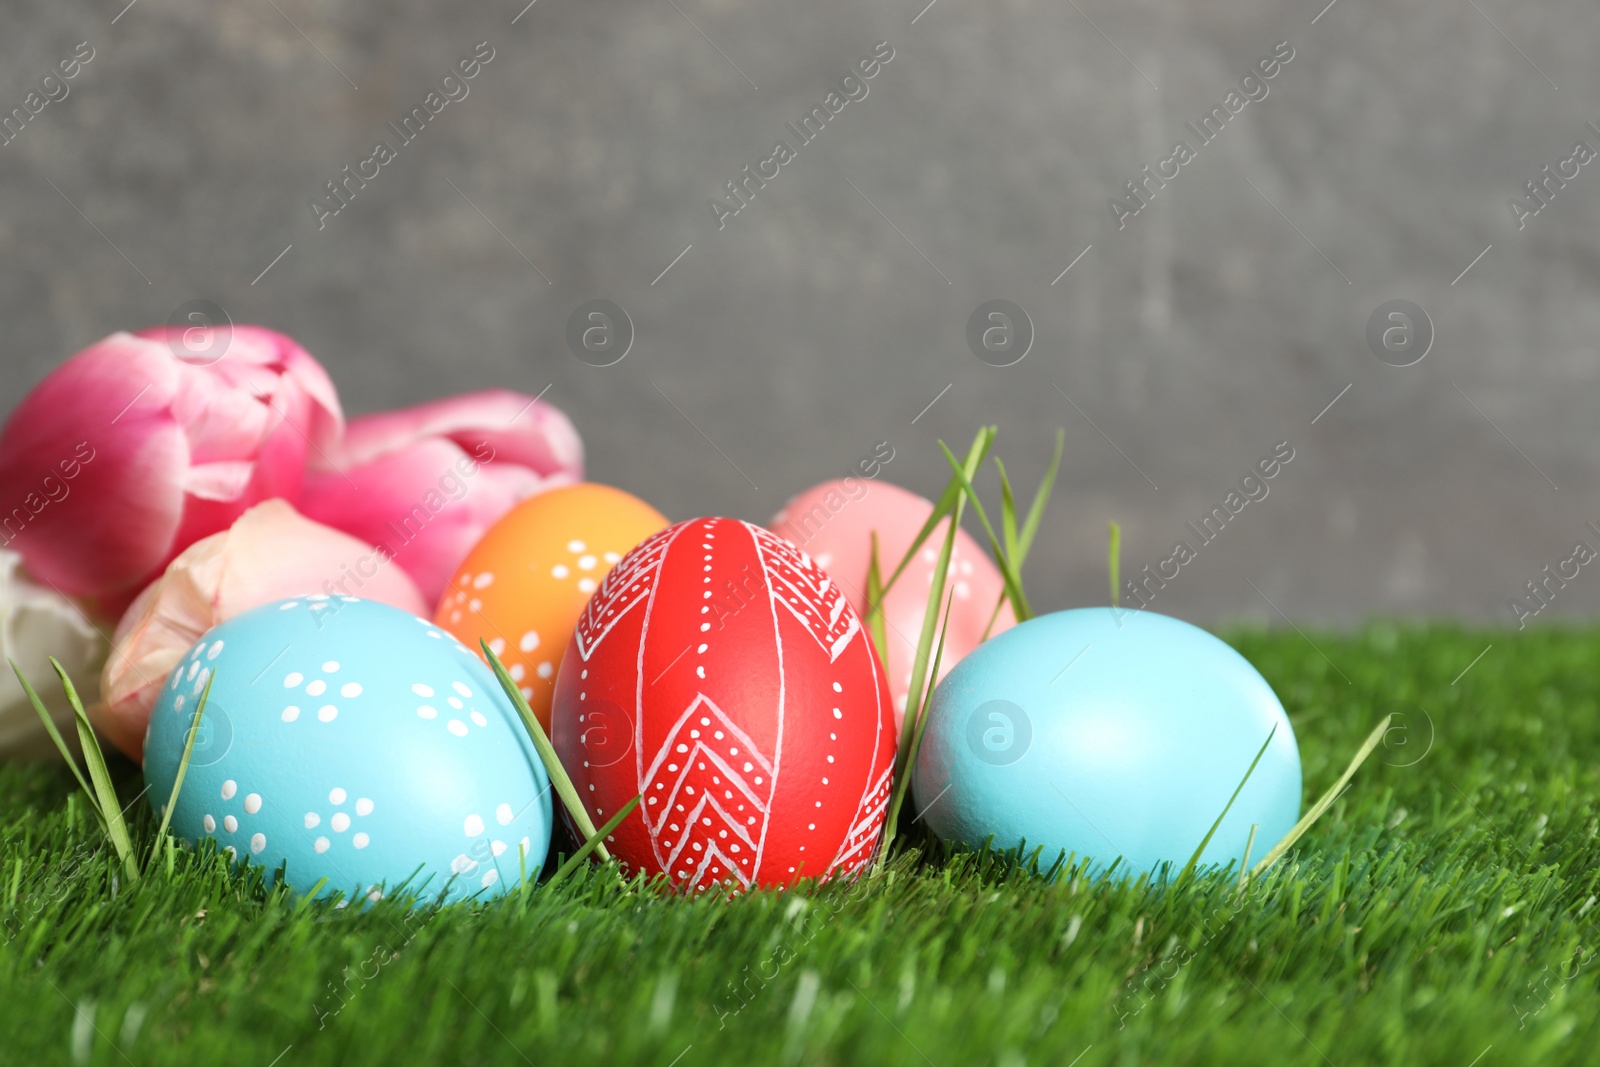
299,390 -> 584,603
0,326 -> 342,614
95,499 -> 427,762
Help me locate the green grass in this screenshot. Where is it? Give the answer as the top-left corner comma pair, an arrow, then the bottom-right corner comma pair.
4,624 -> 1598,1066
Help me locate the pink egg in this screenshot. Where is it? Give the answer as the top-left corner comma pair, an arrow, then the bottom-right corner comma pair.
770,479 -> 1016,725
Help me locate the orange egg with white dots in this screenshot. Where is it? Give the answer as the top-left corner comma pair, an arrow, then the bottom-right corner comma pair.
435,484 -> 669,732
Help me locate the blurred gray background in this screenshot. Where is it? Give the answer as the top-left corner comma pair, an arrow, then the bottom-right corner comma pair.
3,0 -> 1597,627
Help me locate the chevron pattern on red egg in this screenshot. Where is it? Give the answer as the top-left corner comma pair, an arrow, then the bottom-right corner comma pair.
551,517 -> 896,892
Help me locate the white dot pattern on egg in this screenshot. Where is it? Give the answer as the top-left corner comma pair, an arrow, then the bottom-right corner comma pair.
143,597 -> 554,904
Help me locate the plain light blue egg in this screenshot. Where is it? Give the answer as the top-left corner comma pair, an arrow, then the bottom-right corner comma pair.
144,596 -> 553,904
912,608 -> 1300,876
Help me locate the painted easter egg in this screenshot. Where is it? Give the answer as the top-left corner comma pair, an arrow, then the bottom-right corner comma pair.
770,479 -> 1015,727
550,518 -> 896,892
436,483 -> 668,733
912,608 -> 1300,875
143,596 -> 553,903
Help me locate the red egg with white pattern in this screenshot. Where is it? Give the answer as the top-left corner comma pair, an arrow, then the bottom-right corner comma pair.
550,518 -> 896,892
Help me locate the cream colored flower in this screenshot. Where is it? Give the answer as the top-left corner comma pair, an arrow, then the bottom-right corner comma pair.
0,549 -> 106,758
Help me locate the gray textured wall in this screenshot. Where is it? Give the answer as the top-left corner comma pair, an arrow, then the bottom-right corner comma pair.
3,0 -> 1598,627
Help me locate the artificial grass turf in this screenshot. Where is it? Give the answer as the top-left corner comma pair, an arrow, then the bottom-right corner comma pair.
2,624 -> 1598,1066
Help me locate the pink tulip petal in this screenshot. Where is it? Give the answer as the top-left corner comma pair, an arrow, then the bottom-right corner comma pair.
0,336 -> 188,598
303,390 -> 585,602
250,329 -> 344,454
95,500 -> 426,762
216,500 -> 426,618
134,324 -> 344,454
1,328 -> 345,605
302,435 -> 575,603
330,390 -> 583,479
182,460 -> 258,501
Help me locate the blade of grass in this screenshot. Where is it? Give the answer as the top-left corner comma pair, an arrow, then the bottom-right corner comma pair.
1177,724 -> 1276,883
518,841 -> 531,897
1238,824 -> 1259,890
879,485 -> 961,597
1015,428 -> 1065,563
938,441 -> 1033,620
879,429 -> 997,597
900,433 -> 990,757
147,670 -> 213,870
52,658 -> 138,882
1250,714 -> 1391,879
979,594 -> 1007,643
905,598 -> 953,775
880,593 -> 955,866
994,428 -> 1065,575
984,430 -> 1064,635
1107,521 -> 1122,607
10,659 -> 96,808
865,531 -> 890,678
546,795 -> 641,889
995,457 -> 1021,564
482,641 -> 609,862
292,878 -> 331,917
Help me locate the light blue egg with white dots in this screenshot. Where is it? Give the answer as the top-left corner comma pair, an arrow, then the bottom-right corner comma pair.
143,596 -> 553,903
912,608 -> 1301,876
